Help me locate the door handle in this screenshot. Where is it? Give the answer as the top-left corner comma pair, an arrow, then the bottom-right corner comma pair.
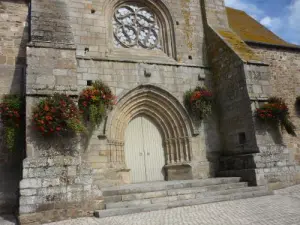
147,153 -> 150,156
139,152 -> 143,156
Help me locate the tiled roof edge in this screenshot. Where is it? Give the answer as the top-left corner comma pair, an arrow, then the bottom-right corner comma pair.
246,41 -> 300,51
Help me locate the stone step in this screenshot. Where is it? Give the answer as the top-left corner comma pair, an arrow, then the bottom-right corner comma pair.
0,215 -> 17,225
104,182 -> 248,203
102,177 -> 241,196
95,189 -> 271,218
105,186 -> 267,209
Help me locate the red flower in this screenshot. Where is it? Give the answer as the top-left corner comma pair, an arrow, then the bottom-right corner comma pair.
44,105 -> 50,111
46,115 -> 53,121
56,127 -> 61,131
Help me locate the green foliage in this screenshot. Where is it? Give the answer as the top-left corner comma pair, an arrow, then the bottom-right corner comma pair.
256,97 -> 296,136
66,117 -> 86,134
5,126 -> 17,151
0,95 -> 23,151
184,87 -> 213,120
32,93 -> 85,136
79,80 -> 116,129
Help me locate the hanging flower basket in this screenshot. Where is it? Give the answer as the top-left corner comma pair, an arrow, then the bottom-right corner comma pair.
0,95 -> 23,151
32,93 -> 85,136
184,86 -> 213,120
256,97 -> 296,136
79,80 -> 116,128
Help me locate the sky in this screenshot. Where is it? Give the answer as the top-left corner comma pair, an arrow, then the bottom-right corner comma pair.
224,0 -> 300,44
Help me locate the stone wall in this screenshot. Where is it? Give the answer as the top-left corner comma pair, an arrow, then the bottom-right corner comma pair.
204,26 -> 258,155
0,0 -> 28,215
201,0 -> 300,190
19,156 -> 103,225
19,0 -> 223,224
19,0 -> 103,223
0,0 -> 27,96
67,0 -> 206,66
251,45 -> 300,164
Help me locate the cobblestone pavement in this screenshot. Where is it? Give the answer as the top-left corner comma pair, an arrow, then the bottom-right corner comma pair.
44,185 -> 300,225
3,185 -> 300,225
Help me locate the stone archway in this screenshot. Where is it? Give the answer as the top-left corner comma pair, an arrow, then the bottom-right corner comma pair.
105,85 -> 196,180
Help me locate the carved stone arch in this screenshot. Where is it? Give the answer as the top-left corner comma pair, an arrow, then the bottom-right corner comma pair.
104,0 -> 177,60
105,85 -> 197,166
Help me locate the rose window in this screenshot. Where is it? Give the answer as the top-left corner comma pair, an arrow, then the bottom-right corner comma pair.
113,5 -> 161,50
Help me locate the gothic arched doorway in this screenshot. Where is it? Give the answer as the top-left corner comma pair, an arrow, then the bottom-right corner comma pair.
124,115 -> 165,183
105,85 -> 198,182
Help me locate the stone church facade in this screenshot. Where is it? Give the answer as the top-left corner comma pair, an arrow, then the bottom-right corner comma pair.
0,0 -> 300,224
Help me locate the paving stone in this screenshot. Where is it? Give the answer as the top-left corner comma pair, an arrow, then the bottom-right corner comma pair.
44,195 -> 300,225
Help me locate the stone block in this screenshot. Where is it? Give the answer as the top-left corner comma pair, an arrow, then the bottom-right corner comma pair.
67,166 -> 77,176
42,178 -> 60,187
20,189 -> 37,196
56,76 -> 77,86
67,185 -> 83,192
23,158 -> 48,168
20,179 -> 42,189
38,186 -> 67,196
53,69 -> 68,76
63,157 -> 81,166
20,196 -> 43,205
19,204 -> 37,214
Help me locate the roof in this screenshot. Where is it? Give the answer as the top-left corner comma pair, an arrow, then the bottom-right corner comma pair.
226,7 -> 297,48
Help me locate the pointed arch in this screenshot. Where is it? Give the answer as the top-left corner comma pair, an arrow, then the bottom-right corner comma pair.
105,85 -> 196,165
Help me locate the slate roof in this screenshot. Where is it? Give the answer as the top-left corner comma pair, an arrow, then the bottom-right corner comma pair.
226,7 -> 297,48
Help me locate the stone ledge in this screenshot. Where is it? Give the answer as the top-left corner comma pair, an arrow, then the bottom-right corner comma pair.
28,41 -> 76,50
76,55 -> 210,69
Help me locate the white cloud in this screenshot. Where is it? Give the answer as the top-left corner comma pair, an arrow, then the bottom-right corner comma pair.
224,0 -> 300,44
288,0 -> 300,32
260,16 -> 282,31
224,0 -> 264,18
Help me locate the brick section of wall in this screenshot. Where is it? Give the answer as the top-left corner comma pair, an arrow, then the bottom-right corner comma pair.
0,0 -> 28,215
21,0 -> 221,223
201,0 -> 300,189
18,156 -> 104,225
0,0 -> 28,95
67,0 -> 206,65
76,60 -> 221,185
26,48 -> 77,95
205,26 -> 258,155
252,46 -> 300,164
30,0 -> 74,45
201,0 -> 229,28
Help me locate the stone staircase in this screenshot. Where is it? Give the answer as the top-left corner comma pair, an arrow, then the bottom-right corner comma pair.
94,177 -> 272,218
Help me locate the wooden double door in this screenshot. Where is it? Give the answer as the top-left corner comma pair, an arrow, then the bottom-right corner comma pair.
124,116 -> 165,183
